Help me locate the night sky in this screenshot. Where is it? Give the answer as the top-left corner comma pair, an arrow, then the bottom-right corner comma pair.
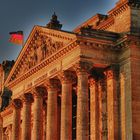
0,0 -> 118,63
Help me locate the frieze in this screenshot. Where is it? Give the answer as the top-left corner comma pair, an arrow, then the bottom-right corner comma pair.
34,73 -> 48,84
49,68 -> 58,75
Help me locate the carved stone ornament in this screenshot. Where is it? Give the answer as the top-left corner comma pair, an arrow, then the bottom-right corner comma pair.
12,99 -> 22,109
21,93 -> 34,103
18,33 -> 64,77
58,70 -> 76,83
73,61 -> 93,74
32,86 -> 47,98
88,78 -> 96,87
45,79 -> 60,90
105,70 -> 113,80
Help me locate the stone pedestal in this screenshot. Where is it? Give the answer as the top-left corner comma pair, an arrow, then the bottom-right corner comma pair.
12,99 -> 22,140
59,71 -> 73,140
89,78 -> 99,140
21,93 -> 33,140
46,79 -> 58,140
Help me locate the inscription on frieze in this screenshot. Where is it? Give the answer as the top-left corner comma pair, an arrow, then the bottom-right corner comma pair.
49,68 -> 58,75
34,73 -> 48,84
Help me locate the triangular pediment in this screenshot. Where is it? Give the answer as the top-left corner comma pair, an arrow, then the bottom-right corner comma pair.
5,26 -> 77,86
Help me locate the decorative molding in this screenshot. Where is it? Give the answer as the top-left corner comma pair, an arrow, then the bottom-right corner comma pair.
58,70 -> 76,83
44,79 -> 60,90
20,93 -> 34,103
73,61 -> 93,74
32,86 -> 47,98
11,99 -> 22,109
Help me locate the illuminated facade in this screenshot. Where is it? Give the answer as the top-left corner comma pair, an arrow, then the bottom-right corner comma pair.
0,0 -> 140,140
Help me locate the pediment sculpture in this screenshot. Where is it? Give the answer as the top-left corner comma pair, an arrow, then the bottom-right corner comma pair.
21,33 -> 64,74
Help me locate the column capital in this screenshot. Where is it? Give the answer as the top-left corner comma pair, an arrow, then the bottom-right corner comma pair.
20,93 -> 34,104
32,86 -> 46,98
88,77 -> 96,87
58,70 -> 76,83
0,115 -> 2,124
12,99 -> 22,109
73,61 -> 93,74
45,79 -> 60,90
104,64 -> 119,80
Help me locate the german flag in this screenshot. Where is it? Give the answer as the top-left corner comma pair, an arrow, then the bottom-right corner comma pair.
9,31 -> 23,45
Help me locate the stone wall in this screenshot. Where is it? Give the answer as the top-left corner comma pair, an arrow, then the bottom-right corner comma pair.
130,43 -> 140,139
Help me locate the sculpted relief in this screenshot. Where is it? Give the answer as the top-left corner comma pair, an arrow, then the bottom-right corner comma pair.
21,33 -> 64,73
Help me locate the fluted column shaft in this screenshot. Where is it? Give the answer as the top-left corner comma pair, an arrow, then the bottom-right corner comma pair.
106,69 -> 119,140
98,79 -> 108,140
21,93 -> 33,140
12,99 -> 22,140
46,79 -> 58,140
75,61 -> 92,140
0,115 -> 2,140
89,78 -> 99,140
33,87 -> 45,140
77,71 -> 89,140
59,71 -> 73,140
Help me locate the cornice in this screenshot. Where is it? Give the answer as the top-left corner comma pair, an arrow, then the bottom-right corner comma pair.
96,17 -> 114,30
108,1 -> 129,17
1,104 -> 13,117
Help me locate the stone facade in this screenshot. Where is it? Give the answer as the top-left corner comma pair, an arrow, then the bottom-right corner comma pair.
0,0 -> 140,139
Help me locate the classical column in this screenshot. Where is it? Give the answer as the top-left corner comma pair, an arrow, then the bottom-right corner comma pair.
59,71 -> 73,140
21,93 -> 33,140
89,78 -> 99,140
46,79 -> 59,140
105,68 -> 119,140
43,100 -> 47,140
98,79 -> 108,140
11,99 -> 22,140
74,61 -> 93,140
0,115 -> 2,140
32,87 -> 46,140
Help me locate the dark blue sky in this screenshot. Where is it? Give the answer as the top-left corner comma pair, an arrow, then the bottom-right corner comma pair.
0,0 -> 118,63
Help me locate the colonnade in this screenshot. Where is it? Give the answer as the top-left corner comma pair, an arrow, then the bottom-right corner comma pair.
0,62 -> 120,140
